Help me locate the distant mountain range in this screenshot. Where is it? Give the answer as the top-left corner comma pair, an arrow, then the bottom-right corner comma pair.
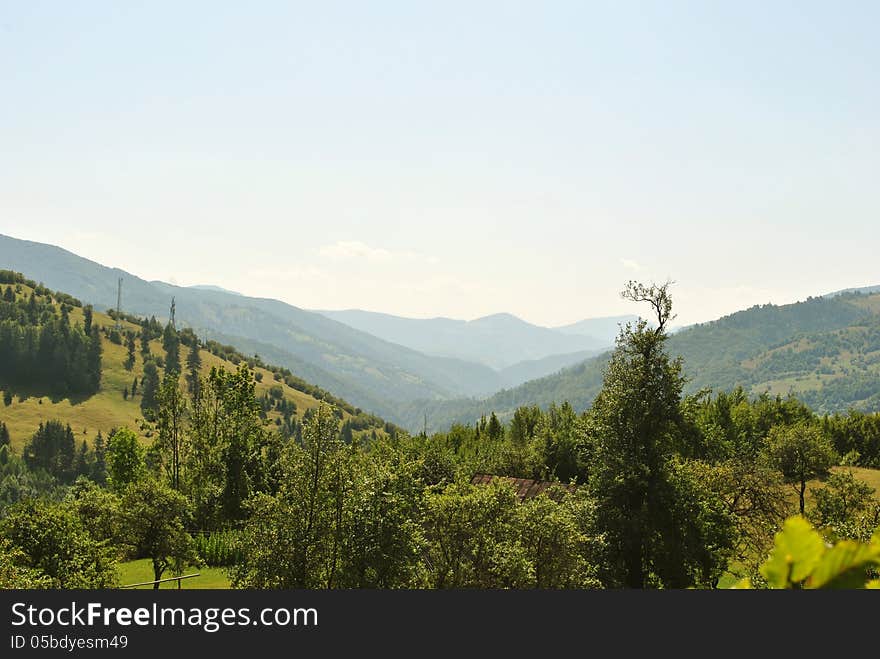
396,287 -> 880,431
0,233 -> 620,424
553,315 -> 639,340
5,233 -> 877,434
315,309 -> 623,369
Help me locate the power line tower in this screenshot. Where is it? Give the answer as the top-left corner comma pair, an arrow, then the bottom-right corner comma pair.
115,278 -> 123,330
169,297 -> 176,328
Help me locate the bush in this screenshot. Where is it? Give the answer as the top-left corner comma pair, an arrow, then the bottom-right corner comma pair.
193,529 -> 243,567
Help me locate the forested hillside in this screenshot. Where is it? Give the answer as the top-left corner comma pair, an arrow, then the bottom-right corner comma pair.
316,309 -> 608,368
3,280 -> 877,591
402,290 -> 880,432
0,234 -> 505,417
0,271 -> 389,452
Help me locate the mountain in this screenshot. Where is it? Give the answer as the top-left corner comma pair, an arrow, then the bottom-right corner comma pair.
553,315 -> 639,342
0,274 -> 385,449
188,284 -> 242,296
496,350 -> 600,388
824,284 -> 880,298
315,309 -> 608,370
400,291 -> 880,431
0,234 -> 505,421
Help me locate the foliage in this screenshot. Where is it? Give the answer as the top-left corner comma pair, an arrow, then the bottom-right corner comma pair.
809,470 -> 879,543
117,478 -> 199,588
192,529 -> 243,568
105,427 -> 145,490
22,420 -> 78,484
0,498 -> 118,588
734,516 -> 880,589
0,281 -> 101,397
766,422 -> 837,514
0,537 -> 53,588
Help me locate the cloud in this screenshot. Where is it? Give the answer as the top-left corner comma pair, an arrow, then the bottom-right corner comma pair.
318,240 -> 440,265
319,241 -> 393,262
620,258 -> 642,272
248,265 -> 328,283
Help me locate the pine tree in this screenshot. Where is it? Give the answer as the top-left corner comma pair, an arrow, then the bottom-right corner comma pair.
92,431 -> 107,485
140,325 -> 151,358
486,412 -> 504,441
131,376 -> 138,396
124,332 -> 136,371
141,360 -> 160,417
87,325 -> 102,393
0,421 -> 10,448
186,342 -> 202,396
73,439 -> 91,479
83,305 -> 93,334
162,323 -> 181,376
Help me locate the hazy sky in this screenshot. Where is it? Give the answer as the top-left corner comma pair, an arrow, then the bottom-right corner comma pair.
2,1 -> 878,327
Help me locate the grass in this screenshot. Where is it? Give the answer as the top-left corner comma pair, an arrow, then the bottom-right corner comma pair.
0,286 -> 356,451
117,558 -> 231,589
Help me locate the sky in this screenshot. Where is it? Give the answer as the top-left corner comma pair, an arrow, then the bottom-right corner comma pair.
1,1 -> 878,327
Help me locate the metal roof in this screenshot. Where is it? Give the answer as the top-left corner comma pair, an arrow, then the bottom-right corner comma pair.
470,473 -> 577,501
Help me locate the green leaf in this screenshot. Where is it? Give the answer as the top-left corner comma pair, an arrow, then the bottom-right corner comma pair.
729,577 -> 752,589
808,541 -> 880,589
760,516 -> 825,588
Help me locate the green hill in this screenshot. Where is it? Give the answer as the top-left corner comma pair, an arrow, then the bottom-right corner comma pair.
0,273 -> 388,451
401,290 -> 880,431
0,233 -> 504,421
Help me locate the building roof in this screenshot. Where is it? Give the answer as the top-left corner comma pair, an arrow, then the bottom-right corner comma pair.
470,473 -> 577,501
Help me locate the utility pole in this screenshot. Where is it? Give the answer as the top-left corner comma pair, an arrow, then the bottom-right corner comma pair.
115,278 -> 123,330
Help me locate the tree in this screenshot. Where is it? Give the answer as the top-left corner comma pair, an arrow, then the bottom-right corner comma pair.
91,430 -> 107,485
186,342 -> 202,396
766,422 -> 837,514
67,478 -> 121,545
0,538 -> 52,588
86,325 -> 102,393
140,359 -> 160,417
685,457 -> 789,579
186,365 -> 266,528
509,405 -> 542,446
339,446 -> 425,587
421,480 -> 520,588
232,404 -> 346,588
131,376 -> 138,396
140,324 -> 151,358
124,332 -> 136,371
586,281 -> 698,588
73,439 -> 92,479
105,427 -> 144,490
511,491 -> 603,588
0,499 -> 118,588
23,420 -> 76,484
486,412 -> 504,442
83,305 -> 93,335
0,421 -> 9,449
153,374 -> 188,490
118,478 -> 198,588
535,402 -> 588,483
162,322 -> 181,376
809,470 -> 879,542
